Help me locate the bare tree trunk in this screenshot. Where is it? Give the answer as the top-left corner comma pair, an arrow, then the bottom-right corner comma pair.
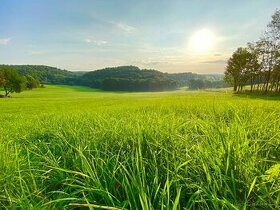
262,82 -> 266,92
276,78 -> 280,93
4,87 -> 8,97
250,78 -> 253,92
4,86 -> 11,97
265,79 -> 269,92
270,80 -> 275,92
233,83 -> 237,92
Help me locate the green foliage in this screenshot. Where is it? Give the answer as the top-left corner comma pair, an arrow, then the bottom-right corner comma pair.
0,65 -> 227,92
224,47 -> 259,92
0,85 -> 279,209
0,67 -> 27,96
0,67 -> 42,96
25,74 -> 40,90
168,72 -> 224,87
0,71 -> 5,87
188,79 -> 206,89
82,66 -> 178,91
225,10 -> 280,93
0,64 -> 76,85
188,79 -> 228,89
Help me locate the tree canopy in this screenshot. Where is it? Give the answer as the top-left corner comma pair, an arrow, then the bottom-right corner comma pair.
0,66 -> 42,96
82,66 -> 178,91
0,65 -> 76,85
0,65 -> 225,92
82,66 -> 226,91
224,9 -> 280,93
25,75 -> 40,90
224,47 -> 260,92
0,67 -> 27,96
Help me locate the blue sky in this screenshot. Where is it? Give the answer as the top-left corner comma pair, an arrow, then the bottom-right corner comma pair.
0,0 -> 279,73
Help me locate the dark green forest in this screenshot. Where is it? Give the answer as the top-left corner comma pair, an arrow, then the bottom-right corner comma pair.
81,66 -> 178,91
0,65 -> 226,92
0,65 -> 77,85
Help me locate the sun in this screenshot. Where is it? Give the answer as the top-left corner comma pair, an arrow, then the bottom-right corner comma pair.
190,29 -> 215,53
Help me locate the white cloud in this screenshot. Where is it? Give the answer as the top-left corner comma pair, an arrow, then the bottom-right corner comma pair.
133,60 -> 169,66
94,40 -> 108,45
114,22 -> 136,33
200,59 -> 226,64
30,51 -> 44,55
85,38 -> 108,46
85,38 -> 92,43
0,38 -> 11,45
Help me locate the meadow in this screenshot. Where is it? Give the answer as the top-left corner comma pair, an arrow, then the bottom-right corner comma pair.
0,85 -> 279,209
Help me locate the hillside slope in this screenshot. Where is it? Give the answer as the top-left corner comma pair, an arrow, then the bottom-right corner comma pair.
82,66 -> 178,91
0,65 -> 77,84
0,64 -> 226,90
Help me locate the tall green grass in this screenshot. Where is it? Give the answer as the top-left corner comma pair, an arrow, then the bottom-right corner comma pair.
0,85 -> 279,209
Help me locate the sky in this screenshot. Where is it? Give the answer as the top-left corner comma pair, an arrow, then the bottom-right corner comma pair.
0,0 -> 279,73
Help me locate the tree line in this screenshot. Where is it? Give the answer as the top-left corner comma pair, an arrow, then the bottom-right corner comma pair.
0,65 -> 77,85
82,66 -> 227,91
188,79 -> 230,90
224,10 -> 280,93
0,67 -> 40,97
0,64 -> 226,94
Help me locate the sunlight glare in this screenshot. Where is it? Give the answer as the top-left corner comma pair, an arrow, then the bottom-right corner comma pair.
190,29 -> 215,53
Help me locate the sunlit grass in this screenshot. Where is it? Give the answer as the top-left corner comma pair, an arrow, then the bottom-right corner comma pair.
0,85 -> 279,209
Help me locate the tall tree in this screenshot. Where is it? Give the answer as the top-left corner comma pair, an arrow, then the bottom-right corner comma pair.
224,47 -> 259,92
272,50 -> 280,92
267,10 -> 280,92
267,9 -> 280,43
258,9 -> 280,92
246,43 -> 262,92
247,42 -> 261,91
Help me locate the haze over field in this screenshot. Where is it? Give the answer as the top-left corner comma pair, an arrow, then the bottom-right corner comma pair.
0,0 -> 279,73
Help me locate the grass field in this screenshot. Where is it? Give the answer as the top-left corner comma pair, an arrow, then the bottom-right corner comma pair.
0,85 -> 279,209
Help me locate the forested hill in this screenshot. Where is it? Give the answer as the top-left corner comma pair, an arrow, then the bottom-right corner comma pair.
0,65 -> 77,85
82,66 -> 178,91
0,64 -> 226,91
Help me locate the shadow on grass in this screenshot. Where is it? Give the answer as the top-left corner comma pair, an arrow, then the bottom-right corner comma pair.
64,85 -> 180,94
233,91 -> 280,101
54,85 -> 103,93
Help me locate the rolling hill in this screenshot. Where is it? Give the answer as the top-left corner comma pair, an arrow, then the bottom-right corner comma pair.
0,64 -> 226,90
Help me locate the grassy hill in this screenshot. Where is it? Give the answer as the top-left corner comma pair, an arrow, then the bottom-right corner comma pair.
0,85 -> 279,209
